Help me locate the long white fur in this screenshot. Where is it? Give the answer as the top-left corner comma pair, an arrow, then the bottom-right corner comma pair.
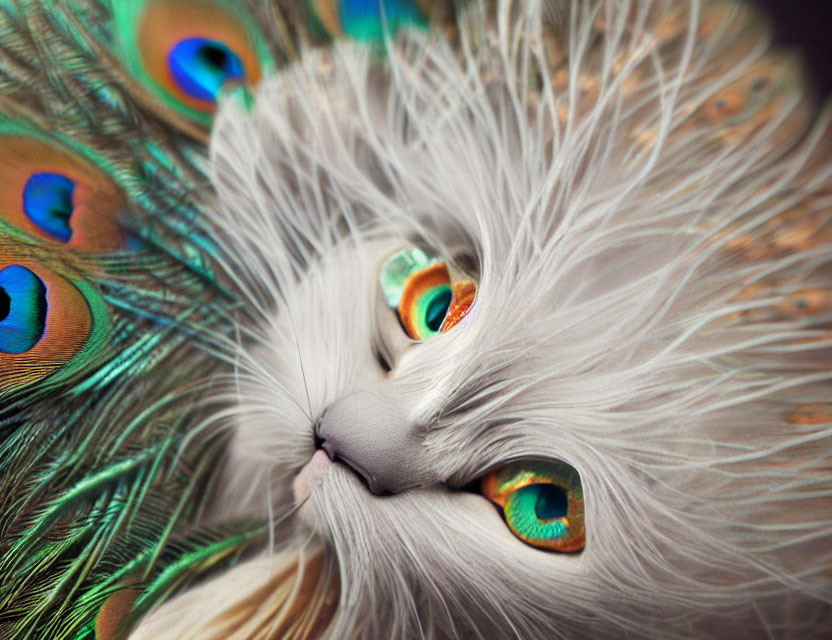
133,1 -> 832,638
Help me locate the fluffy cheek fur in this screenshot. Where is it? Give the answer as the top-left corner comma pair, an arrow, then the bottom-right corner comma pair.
209,241 -> 391,523
304,468 -> 590,640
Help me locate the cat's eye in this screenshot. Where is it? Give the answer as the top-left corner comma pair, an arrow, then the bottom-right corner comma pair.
482,460 -> 585,553
379,247 -> 476,341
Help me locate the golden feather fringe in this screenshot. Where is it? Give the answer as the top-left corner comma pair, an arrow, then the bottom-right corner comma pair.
126,544 -> 339,640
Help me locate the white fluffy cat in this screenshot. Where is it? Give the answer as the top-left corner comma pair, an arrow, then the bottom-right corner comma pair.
132,1 -> 832,637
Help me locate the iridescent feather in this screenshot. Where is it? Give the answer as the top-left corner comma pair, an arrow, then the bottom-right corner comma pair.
0,0 -> 436,636
0,1 -> 277,638
0,1 -> 830,640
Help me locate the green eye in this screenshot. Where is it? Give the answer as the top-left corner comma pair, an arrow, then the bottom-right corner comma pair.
379,248 -> 476,341
482,460 -> 585,552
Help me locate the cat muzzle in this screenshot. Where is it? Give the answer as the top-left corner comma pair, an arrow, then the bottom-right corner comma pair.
315,390 -> 433,495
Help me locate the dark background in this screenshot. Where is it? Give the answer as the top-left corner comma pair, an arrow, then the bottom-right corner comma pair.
751,0 -> 832,96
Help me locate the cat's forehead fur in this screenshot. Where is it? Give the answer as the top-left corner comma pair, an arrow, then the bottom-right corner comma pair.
194,1 -> 832,638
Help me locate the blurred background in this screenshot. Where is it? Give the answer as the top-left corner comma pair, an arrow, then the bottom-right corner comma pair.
751,0 -> 832,96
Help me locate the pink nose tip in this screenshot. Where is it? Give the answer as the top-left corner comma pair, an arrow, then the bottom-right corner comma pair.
292,449 -> 332,505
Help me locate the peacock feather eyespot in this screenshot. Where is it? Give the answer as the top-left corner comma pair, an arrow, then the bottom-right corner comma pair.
380,247 -> 476,341
168,38 -> 245,103
22,173 -> 75,243
0,265 -> 47,354
482,460 -> 585,553
0,124 -> 127,253
111,0 -> 273,126
0,253 -> 110,394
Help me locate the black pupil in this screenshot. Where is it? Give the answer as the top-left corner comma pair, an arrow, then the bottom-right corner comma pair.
535,484 -> 569,521
425,289 -> 452,332
0,287 -> 9,322
200,44 -> 228,70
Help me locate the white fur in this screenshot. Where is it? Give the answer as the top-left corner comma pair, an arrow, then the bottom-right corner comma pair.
134,1 -> 832,638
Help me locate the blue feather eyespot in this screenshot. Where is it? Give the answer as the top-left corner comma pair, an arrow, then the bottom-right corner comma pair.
0,265 -> 47,354
22,173 -> 76,243
0,257 -> 108,393
168,37 -> 245,103
0,132 -> 128,252
111,1 -> 272,126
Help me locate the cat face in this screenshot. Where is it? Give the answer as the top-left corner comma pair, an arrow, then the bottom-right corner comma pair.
205,3 -> 832,638
216,234 -> 597,638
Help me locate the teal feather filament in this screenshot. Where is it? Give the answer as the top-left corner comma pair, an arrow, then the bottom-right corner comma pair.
339,0 -> 427,41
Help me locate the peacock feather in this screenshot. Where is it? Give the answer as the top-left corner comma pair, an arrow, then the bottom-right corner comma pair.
0,1 -> 277,638
109,0 -> 274,128
0,1 -> 831,639
0,1 -> 443,637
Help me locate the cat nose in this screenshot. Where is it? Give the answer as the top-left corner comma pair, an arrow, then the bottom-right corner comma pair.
316,390 -> 431,495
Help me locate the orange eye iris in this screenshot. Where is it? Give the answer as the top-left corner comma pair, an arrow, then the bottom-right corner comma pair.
441,279 -> 476,333
380,248 -> 476,341
398,262 -> 453,340
398,263 -> 476,340
482,460 -> 586,553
